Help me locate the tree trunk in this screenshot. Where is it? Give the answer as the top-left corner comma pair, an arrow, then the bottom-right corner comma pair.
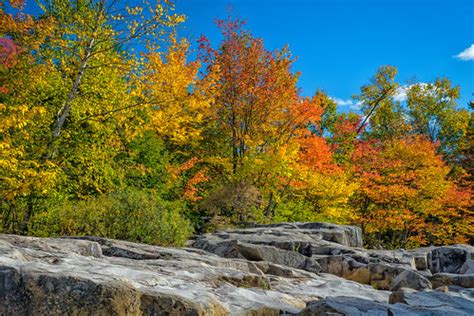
45,0 -> 105,159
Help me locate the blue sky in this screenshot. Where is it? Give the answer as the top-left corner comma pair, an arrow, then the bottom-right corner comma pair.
175,0 -> 473,109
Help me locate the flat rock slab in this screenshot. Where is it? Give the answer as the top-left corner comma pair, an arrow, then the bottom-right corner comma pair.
194,223 -> 474,292
300,290 -> 474,316
1,222 -> 473,315
0,234 -> 388,315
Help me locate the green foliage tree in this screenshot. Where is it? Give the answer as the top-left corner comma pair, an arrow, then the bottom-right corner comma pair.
406,78 -> 470,164
0,0 -> 195,244
354,65 -> 402,139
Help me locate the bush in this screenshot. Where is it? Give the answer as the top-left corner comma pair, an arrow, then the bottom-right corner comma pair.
273,200 -> 336,223
201,182 -> 263,229
29,188 -> 193,246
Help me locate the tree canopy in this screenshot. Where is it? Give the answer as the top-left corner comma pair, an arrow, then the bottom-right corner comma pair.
1,2 -> 472,248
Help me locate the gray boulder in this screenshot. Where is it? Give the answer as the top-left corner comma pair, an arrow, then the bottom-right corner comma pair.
367,262 -> 408,290
428,246 -> 469,274
232,241 -> 322,273
192,238 -> 322,273
431,273 -> 474,289
389,269 -> 432,291
460,259 -> 474,274
299,292 -> 474,315
314,255 -> 371,285
389,288 -> 474,315
414,255 -> 428,271
247,222 -> 363,248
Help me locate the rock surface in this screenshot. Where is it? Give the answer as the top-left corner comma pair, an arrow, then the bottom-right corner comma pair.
428,246 -> 471,274
1,222 -> 473,315
389,288 -> 474,314
389,269 -> 432,291
194,222 -> 474,291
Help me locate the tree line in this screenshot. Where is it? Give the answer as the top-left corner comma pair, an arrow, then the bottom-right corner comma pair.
1,0 -> 472,248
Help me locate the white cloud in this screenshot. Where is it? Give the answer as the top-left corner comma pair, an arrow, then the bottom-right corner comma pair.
455,44 -> 474,61
350,101 -> 363,111
331,97 -> 352,106
393,86 -> 408,102
330,97 -> 363,110
393,83 -> 429,102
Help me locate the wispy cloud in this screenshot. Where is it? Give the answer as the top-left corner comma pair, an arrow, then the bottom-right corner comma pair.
393,86 -> 409,102
454,44 -> 474,61
330,97 -> 363,110
393,83 -> 429,102
331,97 -> 352,106
332,82 -> 431,110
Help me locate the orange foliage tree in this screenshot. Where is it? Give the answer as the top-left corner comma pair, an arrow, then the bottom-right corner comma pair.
199,17 -> 301,173
351,136 -> 472,248
197,17 -> 328,222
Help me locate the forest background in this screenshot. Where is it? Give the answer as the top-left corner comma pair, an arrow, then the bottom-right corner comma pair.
1,0 -> 472,249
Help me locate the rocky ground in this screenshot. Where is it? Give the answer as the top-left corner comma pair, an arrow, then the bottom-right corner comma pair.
1,222 -> 473,315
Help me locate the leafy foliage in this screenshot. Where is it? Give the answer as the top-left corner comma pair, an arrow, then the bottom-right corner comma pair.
351,136 -> 472,248
30,189 -> 193,246
0,3 -> 471,248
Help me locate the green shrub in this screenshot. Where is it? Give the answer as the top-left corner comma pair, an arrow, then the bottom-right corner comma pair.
201,182 -> 264,229
273,200 -> 337,223
29,188 -> 193,246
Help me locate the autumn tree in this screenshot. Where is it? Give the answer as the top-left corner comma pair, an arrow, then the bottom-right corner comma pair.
197,18 -> 341,225
199,18 -> 299,173
0,0 -> 189,235
1,0 -> 59,232
354,65 -> 404,139
406,78 -> 470,164
141,38 -> 215,147
34,0 -> 185,153
351,136 -> 472,248
355,67 -> 469,165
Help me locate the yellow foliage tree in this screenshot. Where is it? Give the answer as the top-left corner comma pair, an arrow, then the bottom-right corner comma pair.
141,38 -> 216,146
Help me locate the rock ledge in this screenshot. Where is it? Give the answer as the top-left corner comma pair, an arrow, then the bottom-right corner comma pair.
1,222 -> 473,315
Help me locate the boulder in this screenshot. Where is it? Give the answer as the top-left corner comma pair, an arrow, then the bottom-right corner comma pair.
368,263 -> 408,290
431,273 -> 474,289
389,269 -> 432,291
299,293 -> 474,315
314,255 -> 371,284
460,259 -> 474,275
246,222 -> 363,248
414,255 -> 428,271
254,261 -> 313,278
193,239 -> 322,274
389,288 -> 474,315
428,246 -> 469,274
194,222 -> 363,255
